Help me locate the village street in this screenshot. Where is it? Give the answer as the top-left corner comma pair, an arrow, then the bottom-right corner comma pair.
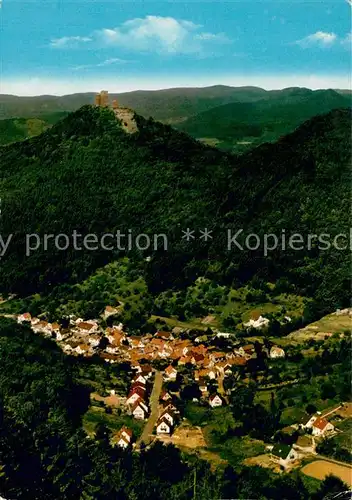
136,370 -> 163,448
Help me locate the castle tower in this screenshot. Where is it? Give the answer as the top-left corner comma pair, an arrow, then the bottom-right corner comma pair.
95,93 -> 101,106
100,90 -> 109,107
112,99 -> 119,110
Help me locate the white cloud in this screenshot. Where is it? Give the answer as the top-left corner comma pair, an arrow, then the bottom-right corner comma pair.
72,58 -> 128,71
50,16 -> 230,55
296,31 -> 337,48
50,36 -> 92,48
341,32 -> 352,47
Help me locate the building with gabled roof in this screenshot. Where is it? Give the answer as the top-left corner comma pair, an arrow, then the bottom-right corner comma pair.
113,426 -> 133,449
17,312 -> 32,323
270,346 -> 285,359
164,365 -> 177,381
209,394 -> 223,408
159,409 -> 175,426
156,417 -> 172,434
312,417 -> 334,436
131,399 -> 148,420
270,443 -> 299,469
155,331 -> 173,340
126,386 -> 146,406
160,390 -> 172,402
76,321 -> 99,334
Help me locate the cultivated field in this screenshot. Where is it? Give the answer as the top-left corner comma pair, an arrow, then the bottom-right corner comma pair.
301,460 -> 352,487
281,310 -> 352,345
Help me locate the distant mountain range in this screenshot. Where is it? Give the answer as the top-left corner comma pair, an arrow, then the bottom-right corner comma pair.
0,86 -> 350,151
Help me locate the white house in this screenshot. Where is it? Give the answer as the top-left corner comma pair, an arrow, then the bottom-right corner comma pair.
160,391 -> 172,402
88,335 -> 101,348
244,316 -> 269,329
115,426 -> 133,448
156,417 -> 172,435
126,386 -> 146,406
209,394 -> 223,408
312,417 -> 334,437
216,331 -> 231,339
300,415 -> 317,430
131,399 -> 148,420
17,312 -> 32,323
75,344 -> 90,356
270,346 -> 285,359
32,321 -> 52,336
164,365 -> 178,381
159,410 -> 174,426
271,444 -> 299,469
133,374 -> 147,385
56,330 -> 70,342
103,305 -> 121,319
76,321 -> 99,335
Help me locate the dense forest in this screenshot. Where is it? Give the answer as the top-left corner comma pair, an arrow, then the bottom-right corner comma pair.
0,105 -> 350,319
0,112 -> 69,145
0,318 -> 349,499
0,99 -> 351,499
176,88 -> 351,151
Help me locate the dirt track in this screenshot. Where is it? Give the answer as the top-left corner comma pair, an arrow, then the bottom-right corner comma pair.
136,371 -> 163,448
301,460 -> 352,486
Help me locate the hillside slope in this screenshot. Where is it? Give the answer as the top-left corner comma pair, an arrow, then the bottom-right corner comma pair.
0,111 -> 69,145
0,106 -> 350,314
176,89 -> 351,152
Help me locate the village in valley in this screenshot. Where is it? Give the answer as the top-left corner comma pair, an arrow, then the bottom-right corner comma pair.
15,305 -> 352,482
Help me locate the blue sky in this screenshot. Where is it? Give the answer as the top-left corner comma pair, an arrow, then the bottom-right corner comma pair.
1,0 -> 351,95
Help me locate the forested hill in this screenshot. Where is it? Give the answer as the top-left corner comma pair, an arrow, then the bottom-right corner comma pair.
176,89 -> 351,152
0,111 -> 69,145
0,105 -> 350,314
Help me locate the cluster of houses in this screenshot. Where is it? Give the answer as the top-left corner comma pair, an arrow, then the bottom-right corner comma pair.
268,406 -> 340,470
125,370 -> 153,420
17,309 -> 286,400
155,390 -> 180,435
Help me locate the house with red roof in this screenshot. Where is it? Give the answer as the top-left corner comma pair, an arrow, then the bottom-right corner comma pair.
312,417 -> 334,436
156,417 -> 172,434
164,365 -> 177,381
131,399 -> 148,420
113,426 -> 133,448
133,374 -> 147,385
17,312 -> 32,324
209,394 -> 223,408
126,385 -> 146,406
155,331 -> 174,341
76,321 -> 99,334
159,409 -> 175,426
160,390 -> 172,402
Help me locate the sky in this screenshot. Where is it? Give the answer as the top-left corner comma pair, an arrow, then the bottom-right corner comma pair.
1,0 -> 351,96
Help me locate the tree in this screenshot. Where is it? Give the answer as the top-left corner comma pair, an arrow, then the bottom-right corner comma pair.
229,385 -> 255,420
314,474 -> 348,499
180,383 -> 201,401
305,404 -> 317,415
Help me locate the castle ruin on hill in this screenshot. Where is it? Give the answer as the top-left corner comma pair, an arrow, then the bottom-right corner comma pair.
94,90 -> 138,134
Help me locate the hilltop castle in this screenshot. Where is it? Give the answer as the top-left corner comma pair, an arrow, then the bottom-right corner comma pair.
95,90 -> 138,134
95,90 -> 119,110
